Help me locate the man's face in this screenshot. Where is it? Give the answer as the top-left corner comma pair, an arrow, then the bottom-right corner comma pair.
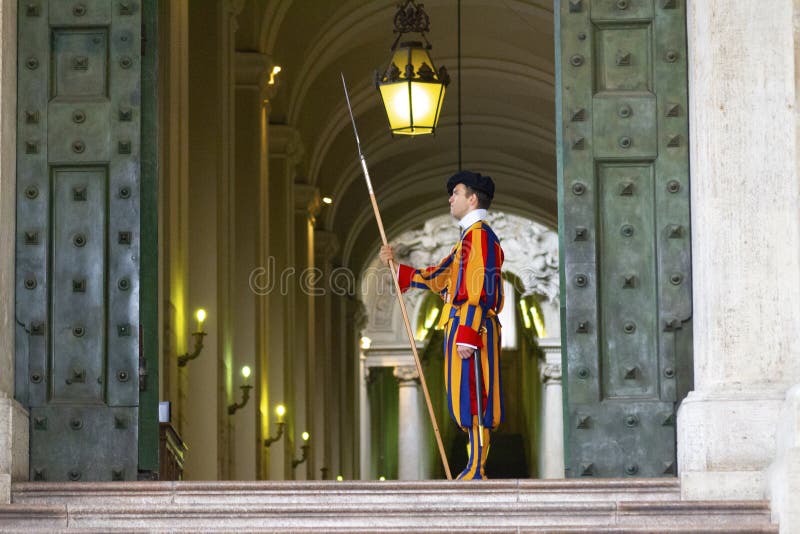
449,183 -> 475,220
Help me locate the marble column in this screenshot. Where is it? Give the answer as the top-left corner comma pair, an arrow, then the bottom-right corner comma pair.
0,0 -> 27,502
538,339 -> 564,479
359,352 -> 371,480
394,365 -> 424,480
292,183 -> 319,480
157,0 -> 189,438
343,301 -> 366,479
233,51 -> 271,481
266,125 -> 302,479
183,0 -> 242,479
678,0 -> 800,512
313,231 -> 338,479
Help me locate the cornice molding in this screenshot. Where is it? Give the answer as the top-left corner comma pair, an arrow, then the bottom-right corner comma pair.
235,52 -> 272,92
294,183 -> 321,221
393,365 -> 420,384
269,125 -> 304,165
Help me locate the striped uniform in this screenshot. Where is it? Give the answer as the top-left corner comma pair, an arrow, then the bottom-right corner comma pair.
398,220 -> 505,478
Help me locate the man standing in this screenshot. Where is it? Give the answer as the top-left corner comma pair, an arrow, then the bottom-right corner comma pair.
380,170 -> 505,480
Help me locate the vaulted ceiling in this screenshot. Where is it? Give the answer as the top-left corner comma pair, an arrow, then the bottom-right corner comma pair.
235,0 -> 556,275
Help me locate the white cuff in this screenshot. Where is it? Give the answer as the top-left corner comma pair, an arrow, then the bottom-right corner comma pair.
456,342 -> 478,350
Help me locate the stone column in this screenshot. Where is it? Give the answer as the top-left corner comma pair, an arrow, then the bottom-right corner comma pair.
359,352 -> 371,480
0,0 -> 27,503
266,125 -> 302,479
157,0 -> 189,438
394,365 -> 424,480
183,0 -> 242,479
233,51 -> 271,481
538,340 -> 564,479
292,183 -> 319,480
313,231 -> 338,479
678,0 -> 800,507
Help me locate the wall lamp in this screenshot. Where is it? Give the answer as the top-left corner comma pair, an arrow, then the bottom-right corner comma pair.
178,308 -> 207,367
264,404 -> 286,447
292,432 -> 311,468
227,366 -> 253,415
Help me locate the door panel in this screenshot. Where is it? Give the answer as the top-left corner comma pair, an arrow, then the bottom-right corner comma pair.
16,0 -> 142,481
557,0 -> 691,477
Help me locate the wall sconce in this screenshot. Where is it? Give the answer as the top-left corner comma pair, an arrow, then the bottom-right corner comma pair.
292,431 -> 310,468
263,404 -> 286,447
227,366 -> 253,415
178,308 -> 207,367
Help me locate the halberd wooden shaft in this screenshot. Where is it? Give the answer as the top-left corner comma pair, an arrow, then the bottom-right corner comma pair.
341,73 -> 453,480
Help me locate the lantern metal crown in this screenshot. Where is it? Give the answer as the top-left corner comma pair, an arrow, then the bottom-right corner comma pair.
375,0 -> 450,136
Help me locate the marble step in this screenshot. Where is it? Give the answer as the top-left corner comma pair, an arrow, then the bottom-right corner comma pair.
12,479 -> 682,506
0,498 -> 775,531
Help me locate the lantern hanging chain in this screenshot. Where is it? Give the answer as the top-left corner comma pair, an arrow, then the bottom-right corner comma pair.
341,73 -> 454,480
457,0 -> 462,171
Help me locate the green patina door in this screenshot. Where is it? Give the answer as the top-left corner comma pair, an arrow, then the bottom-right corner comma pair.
556,0 -> 692,477
15,0 -> 158,481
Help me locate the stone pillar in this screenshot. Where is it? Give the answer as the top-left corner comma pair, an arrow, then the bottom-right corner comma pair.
678,0 -> 800,506
183,0 -> 242,479
266,125 -> 302,479
0,0 -> 27,503
538,340 -> 564,479
157,0 -> 189,437
766,385 -> 800,530
233,51 -> 271,481
292,183 -> 319,480
344,301 -> 366,479
313,231 -> 338,479
394,365 -> 424,480
359,352 -> 371,480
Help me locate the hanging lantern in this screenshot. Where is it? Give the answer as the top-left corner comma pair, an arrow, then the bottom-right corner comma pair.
375,1 -> 450,136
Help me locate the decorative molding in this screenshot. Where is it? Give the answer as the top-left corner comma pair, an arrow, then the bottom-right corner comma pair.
313,230 -> 339,267
350,299 -> 368,332
269,125 -> 304,166
225,0 -> 246,17
234,52 -> 273,100
294,183 -> 320,222
393,365 -> 419,384
539,362 -> 562,384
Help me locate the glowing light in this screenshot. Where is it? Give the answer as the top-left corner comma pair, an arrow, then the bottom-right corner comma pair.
195,308 -> 207,331
360,336 -> 372,350
268,65 -> 282,85
376,41 -> 448,136
336,475 -> 344,481
519,300 -> 532,329
529,303 -> 547,338
424,306 -> 440,329
378,476 -> 386,481
322,196 -> 333,205
275,404 -> 286,422
241,365 -> 251,379
301,431 -> 310,442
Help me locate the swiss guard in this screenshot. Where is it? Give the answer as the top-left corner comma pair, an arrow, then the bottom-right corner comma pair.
380,170 -> 505,480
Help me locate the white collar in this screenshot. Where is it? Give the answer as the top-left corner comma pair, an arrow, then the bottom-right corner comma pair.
458,209 -> 488,231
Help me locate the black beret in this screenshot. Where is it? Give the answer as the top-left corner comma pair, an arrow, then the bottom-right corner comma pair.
446,170 -> 495,200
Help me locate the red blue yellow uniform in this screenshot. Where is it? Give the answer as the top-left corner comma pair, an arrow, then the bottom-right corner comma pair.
397,214 -> 504,479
